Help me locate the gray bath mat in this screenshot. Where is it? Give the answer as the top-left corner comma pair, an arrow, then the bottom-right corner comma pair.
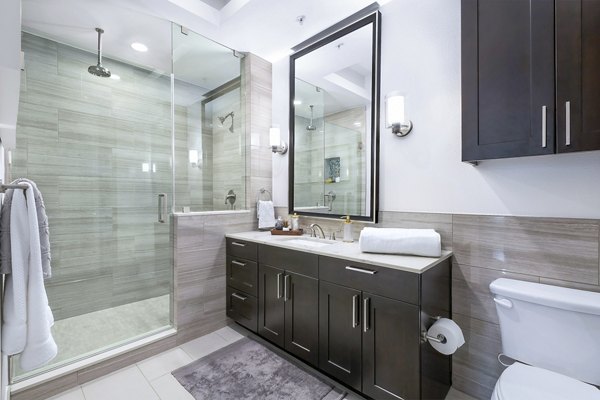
172,337 -> 345,400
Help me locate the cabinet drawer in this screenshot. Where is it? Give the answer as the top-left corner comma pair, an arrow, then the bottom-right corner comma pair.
259,244 -> 318,278
226,238 -> 258,261
319,256 -> 419,305
226,286 -> 257,332
226,256 -> 258,296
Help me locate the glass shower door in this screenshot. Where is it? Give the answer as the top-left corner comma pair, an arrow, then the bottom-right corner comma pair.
10,31 -> 173,380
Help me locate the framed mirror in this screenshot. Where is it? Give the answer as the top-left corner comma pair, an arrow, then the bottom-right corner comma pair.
289,11 -> 381,223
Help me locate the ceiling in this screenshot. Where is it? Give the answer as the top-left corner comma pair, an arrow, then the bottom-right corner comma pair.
21,0 -> 384,65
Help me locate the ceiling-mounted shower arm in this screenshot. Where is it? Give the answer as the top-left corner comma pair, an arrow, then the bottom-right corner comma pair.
88,27 -> 111,78
96,28 -> 103,65
307,105 -> 317,131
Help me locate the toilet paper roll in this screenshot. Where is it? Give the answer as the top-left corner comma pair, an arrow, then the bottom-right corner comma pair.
427,318 -> 465,355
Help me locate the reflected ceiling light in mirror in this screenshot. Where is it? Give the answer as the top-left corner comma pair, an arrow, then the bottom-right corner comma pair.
269,126 -> 288,155
385,92 -> 413,137
293,100 -> 302,105
131,42 -> 148,52
110,74 -> 120,80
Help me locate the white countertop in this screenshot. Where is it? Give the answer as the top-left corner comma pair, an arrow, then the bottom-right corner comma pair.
226,231 -> 453,274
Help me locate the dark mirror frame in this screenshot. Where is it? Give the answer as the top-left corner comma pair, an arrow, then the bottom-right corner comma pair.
288,11 -> 381,223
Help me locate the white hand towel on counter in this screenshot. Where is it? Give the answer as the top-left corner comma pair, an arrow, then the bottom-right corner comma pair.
1,183 -> 57,371
257,200 -> 276,230
359,227 -> 442,257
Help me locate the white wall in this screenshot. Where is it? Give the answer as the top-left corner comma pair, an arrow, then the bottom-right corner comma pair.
273,0 -> 600,219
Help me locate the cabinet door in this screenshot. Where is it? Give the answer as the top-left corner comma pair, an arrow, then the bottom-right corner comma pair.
556,0 -> 600,152
258,264 -> 285,347
284,271 -> 319,366
319,281 -> 362,391
462,0 -> 555,161
362,293 -> 420,400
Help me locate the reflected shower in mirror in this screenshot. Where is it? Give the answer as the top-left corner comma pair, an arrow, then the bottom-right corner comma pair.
289,11 -> 381,222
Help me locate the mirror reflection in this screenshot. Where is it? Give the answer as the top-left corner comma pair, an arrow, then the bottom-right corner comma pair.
290,13 -> 380,222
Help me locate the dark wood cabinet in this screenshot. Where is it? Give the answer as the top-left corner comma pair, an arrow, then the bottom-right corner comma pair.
319,281 -> 362,391
257,245 -> 319,366
363,293 -> 420,400
258,264 -> 285,347
284,271 -> 319,366
227,236 -> 452,400
462,0 -> 555,162
556,0 -> 600,153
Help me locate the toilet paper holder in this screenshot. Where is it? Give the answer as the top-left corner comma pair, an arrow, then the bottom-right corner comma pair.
421,315 -> 447,344
421,331 -> 447,344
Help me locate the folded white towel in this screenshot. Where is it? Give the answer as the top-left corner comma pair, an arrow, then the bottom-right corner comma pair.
359,227 -> 442,257
257,200 -> 276,230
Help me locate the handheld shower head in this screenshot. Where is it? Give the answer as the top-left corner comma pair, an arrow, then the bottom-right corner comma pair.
88,28 -> 111,78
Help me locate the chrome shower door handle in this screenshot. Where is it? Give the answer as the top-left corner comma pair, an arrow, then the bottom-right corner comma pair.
565,101 -> 571,146
541,106 -> 547,148
157,193 -> 167,223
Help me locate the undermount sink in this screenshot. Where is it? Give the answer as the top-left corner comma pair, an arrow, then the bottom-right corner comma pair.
284,237 -> 338,249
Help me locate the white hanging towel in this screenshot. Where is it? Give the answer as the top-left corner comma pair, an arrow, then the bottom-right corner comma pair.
257,200 -> 276,230
1,183 -> 57,371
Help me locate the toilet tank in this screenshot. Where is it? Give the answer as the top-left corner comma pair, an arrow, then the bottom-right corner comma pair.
490,278 -> 600,386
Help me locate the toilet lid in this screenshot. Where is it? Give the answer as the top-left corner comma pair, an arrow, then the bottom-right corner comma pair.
497,363 -> 600,400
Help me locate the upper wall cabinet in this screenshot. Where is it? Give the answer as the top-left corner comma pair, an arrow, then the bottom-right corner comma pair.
556,0 -> 600,153
462,0 -> 600,162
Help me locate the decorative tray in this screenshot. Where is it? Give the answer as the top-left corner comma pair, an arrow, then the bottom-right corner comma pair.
270,228 -> 303,236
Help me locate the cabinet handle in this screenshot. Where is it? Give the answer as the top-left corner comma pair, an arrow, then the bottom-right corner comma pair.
231,293 -> 247,301
363,297 -> 370,332
541,105 -> 547,148
231,241 -> 246,247
276,273 -> 283,299
231,260 -> 246,267
352,295 -> 359,328
345,266 -> 377,275
565,101 -> 571,146
284,275 -> 291,302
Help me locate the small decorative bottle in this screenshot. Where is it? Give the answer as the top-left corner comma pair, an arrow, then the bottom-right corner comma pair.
341,215 -> 353,242
290,213 -> 300,231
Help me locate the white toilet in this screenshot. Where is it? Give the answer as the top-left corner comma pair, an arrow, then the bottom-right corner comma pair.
489,278 -> 600,400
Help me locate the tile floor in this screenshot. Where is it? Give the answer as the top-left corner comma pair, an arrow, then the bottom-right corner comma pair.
45,326 -> 477,400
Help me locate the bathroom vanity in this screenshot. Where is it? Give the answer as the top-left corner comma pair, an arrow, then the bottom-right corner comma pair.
225,232 -> 453,400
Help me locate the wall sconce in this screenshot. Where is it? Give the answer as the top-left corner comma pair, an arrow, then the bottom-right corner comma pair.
269,127 -> 288,155
385,92 -> 413,137
189,149 -> 202,168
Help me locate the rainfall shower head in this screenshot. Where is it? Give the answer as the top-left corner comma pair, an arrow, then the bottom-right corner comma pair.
88,28 -> 111,78
306,105 -> 317,131
218,111 -> 235,133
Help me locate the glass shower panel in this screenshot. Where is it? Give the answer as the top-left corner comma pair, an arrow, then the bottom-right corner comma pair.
10,31 -> 173,380
172,24 -> 245,212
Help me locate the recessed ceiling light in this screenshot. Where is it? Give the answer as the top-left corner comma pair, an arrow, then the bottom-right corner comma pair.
110,74 -> 120,80
293,100 -> 302,105
131,42 -> 148,52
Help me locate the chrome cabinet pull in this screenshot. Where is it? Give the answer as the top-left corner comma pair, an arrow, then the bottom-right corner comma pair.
276,273 -> 283,299
345,266 -> 377,275
231,241 -> 246,247
565,101 -> 571,146
352,295 -> 359,328
231,260 -> 246,267
157,193 -> 167,223
541,106 -> 547,148
231,293 -> 247,301
363,297 -> 370,332
284,275 -> 291,301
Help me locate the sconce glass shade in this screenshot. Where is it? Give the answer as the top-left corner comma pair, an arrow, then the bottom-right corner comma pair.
385,92 -> 413,137
270,127 -> 288,155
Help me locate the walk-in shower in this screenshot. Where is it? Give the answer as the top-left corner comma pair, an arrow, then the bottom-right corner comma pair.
10,11 -> 245,382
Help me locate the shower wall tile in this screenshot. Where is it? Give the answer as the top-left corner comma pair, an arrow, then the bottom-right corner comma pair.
16,33 -> 173,320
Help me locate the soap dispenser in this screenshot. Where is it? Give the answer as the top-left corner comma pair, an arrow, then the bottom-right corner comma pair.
341,215 -> 353,242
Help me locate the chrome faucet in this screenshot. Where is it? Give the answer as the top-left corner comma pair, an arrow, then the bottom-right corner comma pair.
309,223 -> 326,239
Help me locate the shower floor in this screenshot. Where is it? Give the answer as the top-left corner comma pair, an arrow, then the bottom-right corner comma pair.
13,295 -> 171,380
